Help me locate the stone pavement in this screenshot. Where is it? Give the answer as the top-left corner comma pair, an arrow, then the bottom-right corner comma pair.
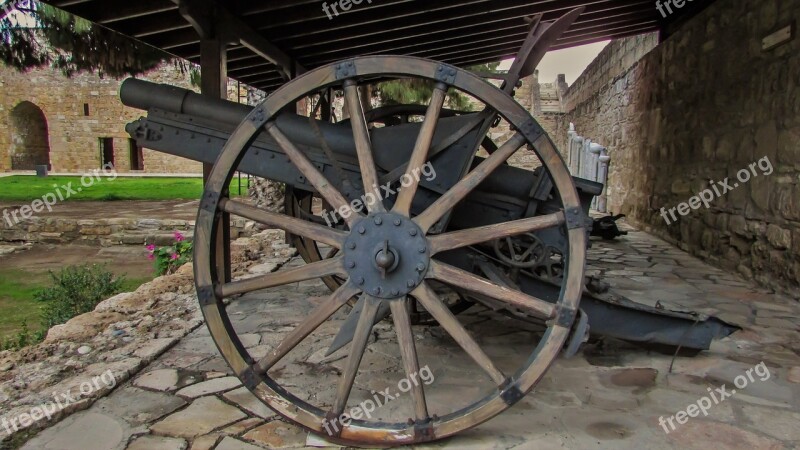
18,223 -> 800,450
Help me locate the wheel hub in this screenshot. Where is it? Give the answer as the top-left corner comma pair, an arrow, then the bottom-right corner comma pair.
343,212 -> 429,299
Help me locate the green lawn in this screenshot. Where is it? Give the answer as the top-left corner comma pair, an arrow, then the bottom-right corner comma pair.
0,176 -> 250,202
0,268 -> 150,340
0,270 -> 47,339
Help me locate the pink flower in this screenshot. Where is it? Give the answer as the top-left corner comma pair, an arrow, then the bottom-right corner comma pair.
146,244 -> 156,252
170,253 -> 180,261
174,232 -> 185,242
147,253 -> 155,260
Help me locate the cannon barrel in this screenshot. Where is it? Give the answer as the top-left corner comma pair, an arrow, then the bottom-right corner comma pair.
121,78 -> 359,156
121,78 -> 251,126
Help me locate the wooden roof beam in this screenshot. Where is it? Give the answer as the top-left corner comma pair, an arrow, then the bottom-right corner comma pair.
172,0 -> 305,79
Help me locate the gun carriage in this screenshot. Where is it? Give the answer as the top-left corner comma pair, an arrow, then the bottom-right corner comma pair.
120,9 -> 736,445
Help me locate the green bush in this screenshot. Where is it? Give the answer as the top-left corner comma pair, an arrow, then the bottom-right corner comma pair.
0,321 -> 44,351
36,265 -> 125,329
0,265 -> 125,351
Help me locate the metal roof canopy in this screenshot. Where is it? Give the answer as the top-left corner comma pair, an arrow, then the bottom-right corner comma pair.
40,0 -> 713,93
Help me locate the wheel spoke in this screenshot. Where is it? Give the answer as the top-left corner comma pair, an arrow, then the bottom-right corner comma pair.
389,300 -> 429,421
415,133 -> 526,232
256,283 -> 360,373
428,212 -> 565,254
393,82 -> 448,216
506,237 -> 516,261
331,295 -> 382,417
520,245 -> 534,260
412,282 -> 506,386
266,121 -> 359,226
344,80 -> 384,213
220,198 -> 346,248
218,257 -> 346,298
428,260 -> 556,319
377,111 -> 488,186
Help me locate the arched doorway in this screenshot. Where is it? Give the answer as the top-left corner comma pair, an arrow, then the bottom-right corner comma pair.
10,101 -> 51,170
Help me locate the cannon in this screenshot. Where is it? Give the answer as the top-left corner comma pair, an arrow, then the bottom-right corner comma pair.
121,9 -> 736,445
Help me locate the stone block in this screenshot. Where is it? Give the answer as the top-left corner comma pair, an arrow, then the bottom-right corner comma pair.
715,213 -> 730,232
777,127 -> 800,165
792,230 -> 800,258
747,176 -> 772,216
175,376 -> 241,399
136,219 -> 162,229
128,436 -> 187,450
774,184 -> 800,221
160,220 -> 188,229
155,233 -> 180,246
715,134 -> 737,161
57,220 -> 77,232
150,396 -> 246,439
105,218 -> 132,226
701,229 -> 718,251
38,232 -> 65,244
81,226 -> 113,236
729,215 -> 749,237
729,235 -> 752,255
766,224 -> 791,250
746,220 -> 766,236
754,120 -> 778,163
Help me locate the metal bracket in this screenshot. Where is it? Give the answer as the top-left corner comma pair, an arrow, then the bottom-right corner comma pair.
200,190 -> 220,213
562,308 -> 589,358
413,420 -> 435,442
250,106 -> 267,127
335,60 -> 357,80
196,285 -> 216,307
552,304 -> 578,328
500,380 -> 525,405
517,118 -> 545,143
146,128 -> 163,142
564,207 -> 585,230
240,365 -> 262,390
435,64 -> 457,84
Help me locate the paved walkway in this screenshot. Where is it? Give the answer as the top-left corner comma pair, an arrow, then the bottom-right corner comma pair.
21,224 -> 800,450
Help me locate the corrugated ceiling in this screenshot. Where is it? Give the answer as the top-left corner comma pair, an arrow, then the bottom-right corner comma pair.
40,0 -> 713,93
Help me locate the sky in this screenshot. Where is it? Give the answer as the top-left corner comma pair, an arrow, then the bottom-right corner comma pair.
499,41 -> 610,85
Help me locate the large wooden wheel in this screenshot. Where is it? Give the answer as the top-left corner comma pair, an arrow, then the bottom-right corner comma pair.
285,103 -> 486,322
195,56 -> 587,445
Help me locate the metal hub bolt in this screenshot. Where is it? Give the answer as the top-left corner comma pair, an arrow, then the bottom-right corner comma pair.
342,213 -> 429,300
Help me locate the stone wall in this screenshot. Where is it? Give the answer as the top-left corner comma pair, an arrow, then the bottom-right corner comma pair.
554,33 -> 660,201
0,62 -> 253,174
558,0 -> 800,295
491,71 -> 568,171
0,215 -> 255,246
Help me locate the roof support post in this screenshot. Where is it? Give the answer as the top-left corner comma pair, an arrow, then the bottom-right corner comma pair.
174,0 -> 303,81
199,32 -> 232,284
